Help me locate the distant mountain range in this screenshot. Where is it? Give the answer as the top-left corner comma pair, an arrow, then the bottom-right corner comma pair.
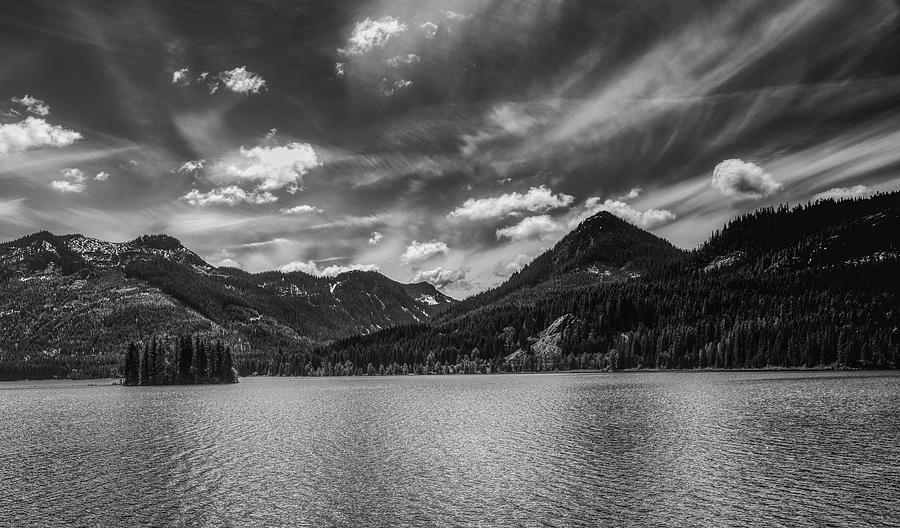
1,192 -> 898,380
0,231 -> 452,379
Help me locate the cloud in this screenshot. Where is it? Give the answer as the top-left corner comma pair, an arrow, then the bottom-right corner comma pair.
420,21 -> 438,39
339,16 -> 407,56
401,240 -> 449,263
0,117 -> 82,156
712,159 -> 783,200
813,185 -> 873,201
235,238 -> 291,251
448,185 -> 574,220
412,266 -> 469,290
217,143 -> 320,193
461,104 -> 543,156
541,1 -> 850,150
368,231 -> 384,246
171,68 -> 189,85
49,180 -> 85,193
217,66 -> 267,94
493,253 -> 531,277
278,260 -> 380,276
181,186 -> 278,206
61,167 -> 84,181
445,11 -> 473,22
617,188 -> 642,201
94,171 -> 110,182
178,159 -> 206,175
495,215 -> 562,241
217,258 -> 242,268
177,66 -> 267,94
50,167 -> 86,193
584,198 -> 676,229
279,204 -> 323,215
385,54 -> 420,67
10,95 -> 50,116
379,78 -> 413,97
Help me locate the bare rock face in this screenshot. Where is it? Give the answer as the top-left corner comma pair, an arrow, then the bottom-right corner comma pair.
505,314 -> 581,370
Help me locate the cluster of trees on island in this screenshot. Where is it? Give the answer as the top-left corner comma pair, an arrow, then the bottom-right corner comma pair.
122,335 -> 238,385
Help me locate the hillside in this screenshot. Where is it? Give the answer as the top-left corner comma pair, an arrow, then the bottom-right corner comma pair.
310,193 -> 900,375
0,232 -> 453,379
444,210 -> 688,317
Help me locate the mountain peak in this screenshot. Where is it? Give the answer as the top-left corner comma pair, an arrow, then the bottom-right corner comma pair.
550,210 -> 685,274
129,234 -> 184,250
572,210 -> 640,235
1,230 -> 60,248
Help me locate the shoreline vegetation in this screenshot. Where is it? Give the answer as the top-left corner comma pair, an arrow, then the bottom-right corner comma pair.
0,366 -> 893,386
236,364 -> 890,378
122,335 -> 238,386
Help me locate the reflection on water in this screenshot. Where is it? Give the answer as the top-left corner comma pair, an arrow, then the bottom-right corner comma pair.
1,372 -> 898,527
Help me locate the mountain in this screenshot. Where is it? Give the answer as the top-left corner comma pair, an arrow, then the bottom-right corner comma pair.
312,192 -> 900,374
446,210 -> 687,315
0,232 -> 453,380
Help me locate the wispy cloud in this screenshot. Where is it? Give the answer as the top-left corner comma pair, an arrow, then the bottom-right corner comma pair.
182,186 -> 278,206
493,253 -> 531,277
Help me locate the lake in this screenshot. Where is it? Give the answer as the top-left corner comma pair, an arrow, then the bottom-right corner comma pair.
1,371 -> 898,527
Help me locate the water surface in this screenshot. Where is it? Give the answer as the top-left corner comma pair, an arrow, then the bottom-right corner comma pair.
1,371 -> 898,527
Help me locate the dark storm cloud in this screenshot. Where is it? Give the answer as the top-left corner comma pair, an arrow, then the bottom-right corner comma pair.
2,0 -> 900,295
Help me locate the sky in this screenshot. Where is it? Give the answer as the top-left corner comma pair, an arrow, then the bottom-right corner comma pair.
2,0 -> 900,297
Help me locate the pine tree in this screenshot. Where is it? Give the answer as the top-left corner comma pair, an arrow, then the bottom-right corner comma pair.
123,343 -> 139,386
178,336 -> 193,383
139,342 -> 150,386
222,346 -> 235,383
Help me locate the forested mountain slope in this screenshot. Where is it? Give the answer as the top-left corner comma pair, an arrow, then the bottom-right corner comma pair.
308,193 -> 900,375
446,211 -> 688,316
0,232 -> 453,379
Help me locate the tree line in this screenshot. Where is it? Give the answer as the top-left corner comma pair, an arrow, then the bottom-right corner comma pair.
122,335 -> 238,385
293,260 -> 898,375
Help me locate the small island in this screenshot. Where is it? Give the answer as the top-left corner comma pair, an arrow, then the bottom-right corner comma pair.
122,335 -> 238,385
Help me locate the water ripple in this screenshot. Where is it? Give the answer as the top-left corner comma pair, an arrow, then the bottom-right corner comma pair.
1,372 -> 898,527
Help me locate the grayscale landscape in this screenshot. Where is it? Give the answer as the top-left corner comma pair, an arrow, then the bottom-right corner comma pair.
1,0 -> 898,526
